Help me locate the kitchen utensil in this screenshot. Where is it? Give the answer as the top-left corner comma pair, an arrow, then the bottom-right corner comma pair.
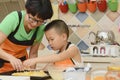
106,62 -> 120,80
77,1 -> 87,12
91,69 -> 107,80
68,0 -> 77,13
88,30 -> 115,45
97,0 -> 107,12
87,0 -> 97,13
59,1 -> 68,13
90,45 -> 120,57
48,66 -> 64,80
108,0 -> 118,12
63,71 -> 86,80
63,64 -> 91,80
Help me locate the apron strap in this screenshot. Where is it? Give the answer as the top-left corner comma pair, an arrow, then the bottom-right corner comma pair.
8,11 -> 22,41
65,42 -> 71,50
65,42 -> 75,65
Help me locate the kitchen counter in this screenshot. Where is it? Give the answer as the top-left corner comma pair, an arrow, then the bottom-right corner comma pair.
82,56 -> 120,70
82,56 -> 120,63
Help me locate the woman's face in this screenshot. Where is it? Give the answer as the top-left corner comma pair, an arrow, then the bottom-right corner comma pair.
45,28 -> 67,51
26,13 -> 45,29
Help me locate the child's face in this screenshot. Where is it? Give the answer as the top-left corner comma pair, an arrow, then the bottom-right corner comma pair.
45,28 -> 67,50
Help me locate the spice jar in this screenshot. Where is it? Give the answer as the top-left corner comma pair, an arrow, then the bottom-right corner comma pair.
105,66 -> 120,80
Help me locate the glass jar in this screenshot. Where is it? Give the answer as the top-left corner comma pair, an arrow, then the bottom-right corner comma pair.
105,66 -> 120,80
91,69 -> 107,80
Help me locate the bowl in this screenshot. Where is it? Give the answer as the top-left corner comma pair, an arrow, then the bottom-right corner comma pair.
63,71 -> 86,80
48,66 -> 65,80
91,69 -> 107,80
48,65 -> 88,80
62,66 -> 89,80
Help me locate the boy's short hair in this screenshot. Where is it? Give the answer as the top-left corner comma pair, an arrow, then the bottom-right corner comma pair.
44,19 -> 69,38
25,0 -> 53,20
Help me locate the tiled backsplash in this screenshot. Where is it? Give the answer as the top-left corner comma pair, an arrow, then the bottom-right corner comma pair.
42,1 -> 120,51
0,0 -> 119,51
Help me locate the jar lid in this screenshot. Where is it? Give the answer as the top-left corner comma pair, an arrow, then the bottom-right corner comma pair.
108,66 -> 120,71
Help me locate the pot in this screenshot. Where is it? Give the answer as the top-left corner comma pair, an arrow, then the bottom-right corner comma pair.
88,30 -> 115,45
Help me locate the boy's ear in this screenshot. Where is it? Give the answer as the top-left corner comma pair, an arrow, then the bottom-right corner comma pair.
62,33 -> 67,41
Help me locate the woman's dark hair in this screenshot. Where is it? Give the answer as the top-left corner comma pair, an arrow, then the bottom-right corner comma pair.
25,0 -> 53,20
44,19 -> 69,38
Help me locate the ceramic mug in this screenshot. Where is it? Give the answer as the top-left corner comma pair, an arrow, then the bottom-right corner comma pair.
108,0 -> 118,12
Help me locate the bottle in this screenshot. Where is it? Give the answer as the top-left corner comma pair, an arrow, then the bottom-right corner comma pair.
105,66 -> 120,80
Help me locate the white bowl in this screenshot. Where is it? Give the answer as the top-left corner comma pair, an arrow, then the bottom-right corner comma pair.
63,71 -> 86,80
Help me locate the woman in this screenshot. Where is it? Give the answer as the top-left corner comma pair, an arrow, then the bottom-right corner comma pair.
0,0 -> 53,74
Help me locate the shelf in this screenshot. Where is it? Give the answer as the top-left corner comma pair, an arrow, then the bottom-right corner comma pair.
82,56 -> 120,63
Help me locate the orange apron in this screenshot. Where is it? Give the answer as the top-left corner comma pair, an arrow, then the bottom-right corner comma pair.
0,39 -> 29,73
54,42 -> 75,67
0,27 -> 38,74
54,58 -> 74,67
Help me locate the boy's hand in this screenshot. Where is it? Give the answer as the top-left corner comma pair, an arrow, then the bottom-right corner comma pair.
23,58 -> 36,67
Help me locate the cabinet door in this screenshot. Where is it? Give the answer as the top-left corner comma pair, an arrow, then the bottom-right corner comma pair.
0,0 -> 25,22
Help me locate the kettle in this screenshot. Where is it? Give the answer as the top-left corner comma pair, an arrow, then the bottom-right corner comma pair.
88,31 -> 115,45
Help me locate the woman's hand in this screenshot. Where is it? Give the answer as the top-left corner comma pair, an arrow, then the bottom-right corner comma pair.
23,58 -> 37,67
9,57 -> 24,71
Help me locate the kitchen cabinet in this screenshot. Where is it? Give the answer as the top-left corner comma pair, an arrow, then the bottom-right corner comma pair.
0,0 -> 10,2
82,56 -> 120,70
0,0 -> 25,22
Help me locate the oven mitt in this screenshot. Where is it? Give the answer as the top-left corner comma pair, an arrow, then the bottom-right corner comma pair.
87,1 -> 97,13
97,0 -> 107,12
108,0 -> 118,12
59,1 -> 68,13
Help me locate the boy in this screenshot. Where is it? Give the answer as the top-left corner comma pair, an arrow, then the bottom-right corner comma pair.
23,19 -> 81,67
